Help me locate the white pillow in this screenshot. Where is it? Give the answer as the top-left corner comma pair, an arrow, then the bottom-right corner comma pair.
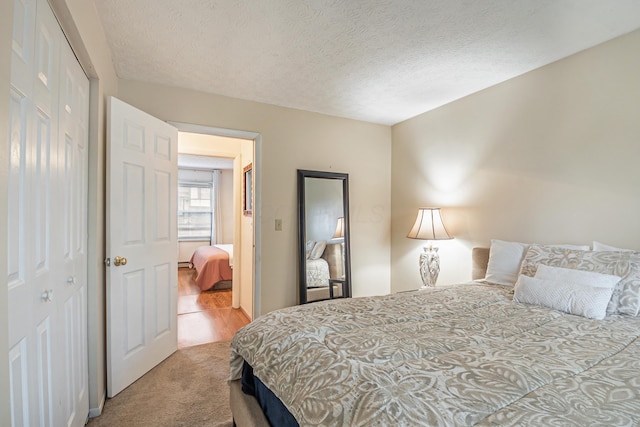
309,240 -> 327,260
485,240 -> 529,285
513,275 -> 615,320
592,241 -> 634,252
534,264 -> 621,289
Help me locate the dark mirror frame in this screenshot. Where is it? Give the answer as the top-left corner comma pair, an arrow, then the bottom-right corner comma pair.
297,169 -> 352,304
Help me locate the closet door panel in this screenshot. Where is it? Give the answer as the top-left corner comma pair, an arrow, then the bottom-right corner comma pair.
58,34 -> 90,427
8,0 -> 89,425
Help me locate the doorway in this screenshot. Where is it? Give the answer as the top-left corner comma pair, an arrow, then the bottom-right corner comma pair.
176,130 -> 255,348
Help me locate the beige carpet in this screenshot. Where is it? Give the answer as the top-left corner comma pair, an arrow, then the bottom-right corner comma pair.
88,341 -> 234,427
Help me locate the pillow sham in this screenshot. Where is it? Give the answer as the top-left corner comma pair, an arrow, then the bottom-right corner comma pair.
534,264 -> 621,289
484,240 -> 590,286
520,244 -> 640,316
485,240 -> 529,285
309,240 -> 327,260
592,241 -> 634,252
513,275 -> 615,320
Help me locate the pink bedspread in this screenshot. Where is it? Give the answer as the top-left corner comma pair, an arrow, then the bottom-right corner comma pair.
189,245 -> 233,291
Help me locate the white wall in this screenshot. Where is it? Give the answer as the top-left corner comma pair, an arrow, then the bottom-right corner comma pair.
240,147 -> 255,318
117,79 -> 393,313
391,29 -> 640,292
178,241 -> 208,263
220,169 -> 234,243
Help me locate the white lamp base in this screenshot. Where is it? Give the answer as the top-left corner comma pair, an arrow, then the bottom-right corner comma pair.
419,245 -> 440,289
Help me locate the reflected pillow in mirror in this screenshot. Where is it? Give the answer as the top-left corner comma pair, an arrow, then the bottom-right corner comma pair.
310,240 -> 327,260
306,240 -> 316,259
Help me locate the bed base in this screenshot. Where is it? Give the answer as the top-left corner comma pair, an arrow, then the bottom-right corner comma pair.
229,379 -> 270,427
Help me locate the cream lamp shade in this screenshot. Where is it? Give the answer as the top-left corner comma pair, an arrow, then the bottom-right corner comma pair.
332,217 -> 345,239
407,208 -> 451,241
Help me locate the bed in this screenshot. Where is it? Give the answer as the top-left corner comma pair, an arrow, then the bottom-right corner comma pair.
229,243 -> 640,426
189,244 -> 233,291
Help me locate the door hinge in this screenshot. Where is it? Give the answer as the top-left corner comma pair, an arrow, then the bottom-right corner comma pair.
104,258 -> 111,267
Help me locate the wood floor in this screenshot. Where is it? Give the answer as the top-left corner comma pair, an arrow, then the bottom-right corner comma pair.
178,267 -> 249,348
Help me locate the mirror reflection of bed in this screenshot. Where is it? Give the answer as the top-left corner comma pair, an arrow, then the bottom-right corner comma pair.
306,241 -> 344,301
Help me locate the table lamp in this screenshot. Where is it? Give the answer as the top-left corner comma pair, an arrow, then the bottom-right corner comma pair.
407,208 -> 452,288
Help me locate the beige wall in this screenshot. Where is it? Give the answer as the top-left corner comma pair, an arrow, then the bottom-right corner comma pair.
117,79 -> 393,313
391,29 -> 640,292
0,1 -> 13,423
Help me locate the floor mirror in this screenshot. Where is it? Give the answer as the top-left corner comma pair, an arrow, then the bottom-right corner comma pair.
297,170 -> 352,304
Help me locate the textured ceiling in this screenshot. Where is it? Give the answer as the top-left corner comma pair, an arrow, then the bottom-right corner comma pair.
93,0 -> 640,125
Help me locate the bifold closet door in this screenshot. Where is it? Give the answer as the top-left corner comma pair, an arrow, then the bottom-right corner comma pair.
8,0 -> 89,425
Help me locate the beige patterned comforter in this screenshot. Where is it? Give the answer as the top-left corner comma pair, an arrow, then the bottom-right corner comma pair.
230,283 -> 640,426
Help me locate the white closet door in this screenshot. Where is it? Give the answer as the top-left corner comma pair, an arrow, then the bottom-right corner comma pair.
57,32 -> 90,427
8,0 -> 89,425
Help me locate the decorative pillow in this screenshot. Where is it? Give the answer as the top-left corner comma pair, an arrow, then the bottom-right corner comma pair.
513,275 -> 615,320
534,265 -> 621,289
309,240 -> 327,260
592,241 -> 634,252
485,240 -> 529,285
520,244 -> 640,316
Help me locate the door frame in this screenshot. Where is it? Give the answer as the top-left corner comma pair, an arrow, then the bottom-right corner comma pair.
170,121 -> 261,319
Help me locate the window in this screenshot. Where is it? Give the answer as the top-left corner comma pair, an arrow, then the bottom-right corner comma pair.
178,182 -> 212,240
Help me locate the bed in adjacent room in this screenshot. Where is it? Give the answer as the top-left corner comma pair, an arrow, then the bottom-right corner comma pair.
189,244 -> 233,291
229,243 -> 640,426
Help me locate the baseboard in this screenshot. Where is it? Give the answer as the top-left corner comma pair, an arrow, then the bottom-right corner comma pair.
239,306 -> 251,321
88,390 -> 106,418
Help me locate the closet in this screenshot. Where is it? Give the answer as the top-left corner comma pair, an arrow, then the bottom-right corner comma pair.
8,0 -> 89,425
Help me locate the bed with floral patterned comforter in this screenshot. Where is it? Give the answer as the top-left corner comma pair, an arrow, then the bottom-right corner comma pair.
230,282 -> 640,426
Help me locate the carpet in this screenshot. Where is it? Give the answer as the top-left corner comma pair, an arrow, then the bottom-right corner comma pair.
88,341 -> 234,427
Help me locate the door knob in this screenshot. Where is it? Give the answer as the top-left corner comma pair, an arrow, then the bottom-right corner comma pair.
41,289 -> 54,302
67,276 -> 76,285
114,256 -> 128,266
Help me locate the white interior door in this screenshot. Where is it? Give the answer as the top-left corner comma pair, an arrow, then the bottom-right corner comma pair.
106,96 -> 178,397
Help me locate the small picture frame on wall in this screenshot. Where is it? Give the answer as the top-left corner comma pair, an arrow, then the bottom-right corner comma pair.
243,163 -> 253,216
